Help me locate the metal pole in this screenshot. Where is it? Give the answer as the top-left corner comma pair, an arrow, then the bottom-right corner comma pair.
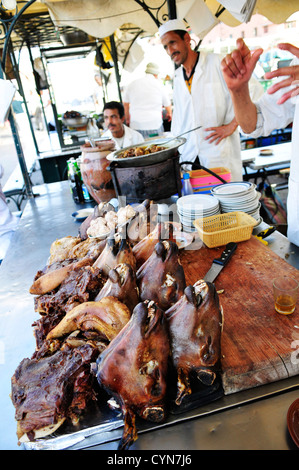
7,110 -> 34,198
26,42 -> 50,142
1,0 -> 37,71
9,45 -> 40,156
167,0 -> 177,19
0,54 -> 33,199
109,34 -> 122,102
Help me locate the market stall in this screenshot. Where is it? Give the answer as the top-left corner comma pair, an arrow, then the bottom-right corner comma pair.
1,0 -> 299,199
1,180 -> 299,450
1,0 -> 299,452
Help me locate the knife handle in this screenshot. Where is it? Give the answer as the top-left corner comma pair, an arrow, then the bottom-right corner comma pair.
213,242 -> 237,266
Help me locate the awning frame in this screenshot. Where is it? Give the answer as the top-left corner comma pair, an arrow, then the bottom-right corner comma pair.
0,0 -> 178,199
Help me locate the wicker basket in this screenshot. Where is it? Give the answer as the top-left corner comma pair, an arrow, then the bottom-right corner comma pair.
193,211 -> 257,248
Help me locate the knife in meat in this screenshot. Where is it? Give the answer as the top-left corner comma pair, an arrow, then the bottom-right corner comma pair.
204,242 -> 237,283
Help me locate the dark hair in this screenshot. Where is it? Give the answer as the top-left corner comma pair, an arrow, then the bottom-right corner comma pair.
103,101 -> 124,118
174,30 -> 188,40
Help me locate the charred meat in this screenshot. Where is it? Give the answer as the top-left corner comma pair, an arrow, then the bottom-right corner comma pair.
33,263 -> 106,348
166,280 -> 223,406
93,233 -> 136,276
11,343 -> 98,443
95,263 -> 139,313
137,240 -> 186,311
94,300 -> 170,449
133,222 -> 175,268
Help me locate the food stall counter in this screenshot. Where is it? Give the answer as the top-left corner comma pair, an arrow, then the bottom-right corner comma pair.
0,181 -> 298,451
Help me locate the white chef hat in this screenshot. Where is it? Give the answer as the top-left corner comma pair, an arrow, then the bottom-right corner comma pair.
158,19 -> 188,37
145,62 -> 160,75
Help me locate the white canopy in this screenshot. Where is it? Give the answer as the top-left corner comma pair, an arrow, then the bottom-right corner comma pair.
41,0 -> 299,39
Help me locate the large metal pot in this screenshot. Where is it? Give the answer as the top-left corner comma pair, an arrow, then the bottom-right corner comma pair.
106,137 -> 186,168
108,154 -> 182,203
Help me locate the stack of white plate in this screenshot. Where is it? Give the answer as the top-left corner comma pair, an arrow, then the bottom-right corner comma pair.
176,194 -> 220,232
211,182 -> 261,224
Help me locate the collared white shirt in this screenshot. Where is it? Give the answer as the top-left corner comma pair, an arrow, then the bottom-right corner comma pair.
102,124 -> 144,149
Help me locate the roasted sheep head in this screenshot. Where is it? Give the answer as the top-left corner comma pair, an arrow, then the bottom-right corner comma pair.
46,297 -> 131,344
93,300 -> 170,450
93,233 -> 136,276
95,263 -> 139,313
136,240 -> 186,312
132,222 -> 175,268
165,280 -> 223,406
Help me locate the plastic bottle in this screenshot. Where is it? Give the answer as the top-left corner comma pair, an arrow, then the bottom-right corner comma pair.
182,172 -> 194,196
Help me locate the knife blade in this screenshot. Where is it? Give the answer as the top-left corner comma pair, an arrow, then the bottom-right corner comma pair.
204,242 -> 237,283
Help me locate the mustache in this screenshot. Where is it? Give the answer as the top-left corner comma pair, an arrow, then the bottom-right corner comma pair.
171,52 -> 179,60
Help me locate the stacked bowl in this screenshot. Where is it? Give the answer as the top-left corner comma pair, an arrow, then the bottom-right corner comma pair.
176,194 -> 220,232
211,182 -> 261,225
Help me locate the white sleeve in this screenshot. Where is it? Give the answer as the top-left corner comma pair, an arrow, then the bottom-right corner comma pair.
243,58 -> 298,138
242,88 -> 295,138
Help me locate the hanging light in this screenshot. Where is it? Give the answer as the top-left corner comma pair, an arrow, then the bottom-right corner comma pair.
1,0 -> 17,10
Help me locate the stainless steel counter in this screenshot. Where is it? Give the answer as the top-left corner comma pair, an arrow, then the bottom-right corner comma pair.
0,181 -> 298,451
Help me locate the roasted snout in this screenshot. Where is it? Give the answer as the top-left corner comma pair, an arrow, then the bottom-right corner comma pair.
137,240 -> 186,312
95,263 -> 139,313
93,300 -> 170,450
166,280 -> 223,406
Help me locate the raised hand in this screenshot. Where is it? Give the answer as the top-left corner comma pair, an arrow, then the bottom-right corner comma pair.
221,38 -> 263,91
264,43 -> 299,104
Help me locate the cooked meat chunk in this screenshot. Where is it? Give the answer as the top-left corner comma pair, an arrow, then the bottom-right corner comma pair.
11,343 -> 98,442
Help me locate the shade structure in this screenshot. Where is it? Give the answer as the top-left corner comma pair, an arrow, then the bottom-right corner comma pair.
39,0 -> 299,36
2,1 -> 299,45
1,1 -> 298,71
0,0 -> 298,205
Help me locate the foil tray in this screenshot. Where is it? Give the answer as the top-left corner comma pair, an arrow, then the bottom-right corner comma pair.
22,375 -> 299,450
23,378 -> 223,450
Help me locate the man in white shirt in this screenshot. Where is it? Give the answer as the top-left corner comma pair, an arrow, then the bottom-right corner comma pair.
159,19 -> 243,182
102,101 -> 144,149
221,38 -> 299,246
123,62 -> 172,138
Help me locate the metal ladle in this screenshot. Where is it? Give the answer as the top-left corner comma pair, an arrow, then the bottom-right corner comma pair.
163,125 -> 202,144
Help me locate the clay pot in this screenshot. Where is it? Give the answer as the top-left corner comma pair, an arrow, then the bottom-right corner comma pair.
80,141 -> 116,203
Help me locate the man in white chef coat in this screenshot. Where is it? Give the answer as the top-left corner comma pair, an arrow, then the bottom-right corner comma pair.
159,19 -> 243,182
123,62 -> 172,138
221,38 -> 299,247
102,101 -> 144,149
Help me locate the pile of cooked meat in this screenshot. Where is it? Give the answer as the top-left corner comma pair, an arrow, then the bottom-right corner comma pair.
117,144 -> 167,159
10,200 -> 223,450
